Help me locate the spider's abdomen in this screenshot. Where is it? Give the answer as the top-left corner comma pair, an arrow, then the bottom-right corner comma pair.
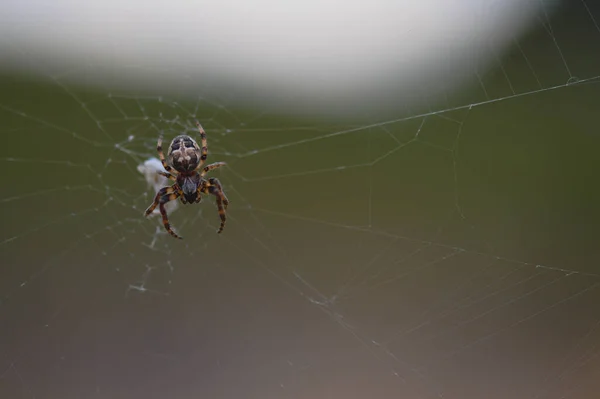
168,135 -> 201,172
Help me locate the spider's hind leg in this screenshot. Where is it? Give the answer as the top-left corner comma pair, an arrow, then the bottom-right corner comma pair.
158,171 -> 177,182
195,121 -> 208,170
157,135 -> 177,175
199,161 -> 226,177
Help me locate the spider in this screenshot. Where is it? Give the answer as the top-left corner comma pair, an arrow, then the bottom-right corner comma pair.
144,121 -> 229,239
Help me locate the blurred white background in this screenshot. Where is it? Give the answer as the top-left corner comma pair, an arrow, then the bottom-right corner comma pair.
0,0 -> 549,117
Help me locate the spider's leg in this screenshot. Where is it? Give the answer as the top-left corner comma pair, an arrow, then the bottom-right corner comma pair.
144,185 -> 178,216
145,186 -> 173,216
194,188 -> 203,204
144,185 -> 183,239
158,171 -> 177,181
203,177 -> 229,233
208,177 -> 229,210
195,121 -> 208,170
159,202 -> 183,239
200,161 -> 226,177
157,135 -> 177,175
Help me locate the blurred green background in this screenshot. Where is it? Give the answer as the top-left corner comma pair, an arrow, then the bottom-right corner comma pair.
1,3 -> 600,399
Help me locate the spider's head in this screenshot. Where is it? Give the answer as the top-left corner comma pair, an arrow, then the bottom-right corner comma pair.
181,177 -> 199,203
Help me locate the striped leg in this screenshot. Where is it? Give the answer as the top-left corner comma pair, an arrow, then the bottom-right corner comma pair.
144,186 -> 183,239
158,171 -> 177,181
202,177 -> 229,233
157,135 -> 177,175
195,121 -> 208,170
200,162 -> 226,177
159,202 -> 182,239
209,177 -> 229,210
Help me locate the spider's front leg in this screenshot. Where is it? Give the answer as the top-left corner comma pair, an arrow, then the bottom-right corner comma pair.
208,177 -> 229,210
144,185 -> 183,239
202,177 -> 230,234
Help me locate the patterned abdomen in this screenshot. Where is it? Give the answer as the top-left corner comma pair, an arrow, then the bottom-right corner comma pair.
168,135 -> 201,172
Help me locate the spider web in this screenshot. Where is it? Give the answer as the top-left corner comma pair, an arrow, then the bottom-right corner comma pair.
1,2 -> 600,399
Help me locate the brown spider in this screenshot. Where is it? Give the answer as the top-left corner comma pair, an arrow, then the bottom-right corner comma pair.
144,121 -> 229,239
